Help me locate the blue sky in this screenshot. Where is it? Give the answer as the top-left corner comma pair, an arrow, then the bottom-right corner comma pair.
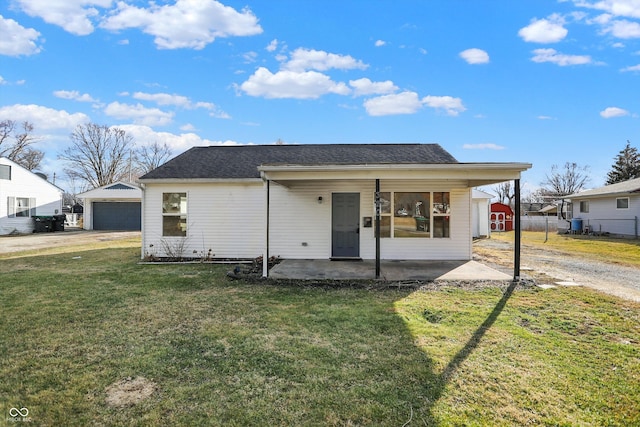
1,0 -> 639,194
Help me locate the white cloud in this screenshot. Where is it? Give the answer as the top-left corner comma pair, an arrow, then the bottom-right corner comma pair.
537,115 -> 557,120
601,18 -> 640,37
518,15 -> 568,43
0,76 -> 4,85
621,63 -> 640,71
349,78 -> 398,96
14,0 -> 111,36
363,92 -> 424,116
574,0 -> 640,19
459,48 -> 490,64
104,102 -> 174,126
240,67 -> 350,99
600,106 -> 630,117
531,48 -> 593,65
0,15 -> 42,56
117,124 -> 242,152
101,0 -> 262,49
283,48 -> 368,72
462,143 -> 505,150
422,95 -> 466,116
132,92 -> 192,108
266,39 -> 278,52
375,40 -> 386,47
0,104 -> 89,130
53,90 -> 98,103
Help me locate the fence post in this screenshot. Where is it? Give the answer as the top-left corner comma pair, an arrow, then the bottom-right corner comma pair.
635,216 -> 638,239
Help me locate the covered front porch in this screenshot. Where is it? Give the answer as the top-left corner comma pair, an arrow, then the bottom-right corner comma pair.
259,161 -> 531,280
269,259 -> 511,281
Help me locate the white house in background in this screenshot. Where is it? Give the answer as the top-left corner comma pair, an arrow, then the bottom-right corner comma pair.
565,177 -> 640,237
138,144 -> 531,276
78,181 -> 142,230
472,189 -> 493,239
0,157 -> 63,235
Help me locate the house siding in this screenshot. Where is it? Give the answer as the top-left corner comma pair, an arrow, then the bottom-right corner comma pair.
142,182 -> 265,259
142,180 -> 473,261
573,195 -> 640,236
269,180 -> 471,261
0,158 -> 62,235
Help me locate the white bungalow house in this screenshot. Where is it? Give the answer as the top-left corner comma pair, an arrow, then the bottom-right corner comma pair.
0,157 -> 63,235
138,144 -> 531,276
565,177 -> 640,237
78,181 -> 142,230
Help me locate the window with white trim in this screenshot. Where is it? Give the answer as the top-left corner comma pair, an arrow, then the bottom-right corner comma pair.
376,191 -> 450,238
162,192 -> 187,236
7,197 -> 35,218
0,164 -> 10,180
579,201 -> 589,213
616,197 -> 629,209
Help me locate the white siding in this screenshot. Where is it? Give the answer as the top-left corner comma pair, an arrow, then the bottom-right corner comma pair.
142,182 -> 265,259
573,195 -> 640,236
0,158 -> 62,235
269,180 -> 472,261
142,180 -> 474,260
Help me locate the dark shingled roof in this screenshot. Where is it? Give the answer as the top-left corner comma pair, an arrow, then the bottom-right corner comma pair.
140,143 -> 459,180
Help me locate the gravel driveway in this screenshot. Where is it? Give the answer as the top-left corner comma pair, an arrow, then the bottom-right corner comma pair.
474,238 -> 640,302
0,229 -> 141,254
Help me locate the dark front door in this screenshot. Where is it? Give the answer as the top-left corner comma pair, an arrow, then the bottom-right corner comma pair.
332,193 -> 360,258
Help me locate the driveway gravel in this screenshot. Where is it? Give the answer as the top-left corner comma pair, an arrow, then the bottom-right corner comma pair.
473,238 -> 640,302
0,229 -> 140,254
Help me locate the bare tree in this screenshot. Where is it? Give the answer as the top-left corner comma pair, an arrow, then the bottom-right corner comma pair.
0,120 -> 43,169
541,162 -> 590,197
492,181 -> 515,207
59,123 -> 134,189
15,147 -> 45,171
136,141 -> 172,174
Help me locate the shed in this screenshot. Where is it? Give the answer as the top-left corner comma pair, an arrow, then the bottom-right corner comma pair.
78,182 -> 142,230
472,189 -> 493,238
490,202 -> 514,232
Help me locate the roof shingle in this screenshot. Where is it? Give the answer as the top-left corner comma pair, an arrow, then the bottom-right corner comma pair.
140,143 -> 458,180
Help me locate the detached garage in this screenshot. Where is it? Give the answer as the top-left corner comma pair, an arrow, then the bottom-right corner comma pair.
78,182 -> 142,231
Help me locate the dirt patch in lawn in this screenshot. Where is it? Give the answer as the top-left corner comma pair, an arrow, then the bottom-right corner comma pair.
105,377 -> 156,407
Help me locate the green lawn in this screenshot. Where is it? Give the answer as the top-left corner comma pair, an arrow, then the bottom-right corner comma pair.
1,244 -> 639,426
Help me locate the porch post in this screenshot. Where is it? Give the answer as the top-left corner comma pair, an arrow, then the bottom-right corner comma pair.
263,179 -> 270,278
375,179 -> 381,278
514,178 -> 521,282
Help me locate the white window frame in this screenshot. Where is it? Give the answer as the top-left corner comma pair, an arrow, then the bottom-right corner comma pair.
616,197 -> 629,210
579,200 -> 589,213
162,192 -> 188,237
7,197 -> 36,218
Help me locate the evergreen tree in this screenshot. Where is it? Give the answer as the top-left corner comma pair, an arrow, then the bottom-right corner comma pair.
606,141 -> 640,185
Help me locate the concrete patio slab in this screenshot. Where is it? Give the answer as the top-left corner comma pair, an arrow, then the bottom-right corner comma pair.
268,259 -> 512,281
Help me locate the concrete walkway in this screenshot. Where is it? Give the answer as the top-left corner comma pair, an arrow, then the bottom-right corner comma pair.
269,259 -> 513,281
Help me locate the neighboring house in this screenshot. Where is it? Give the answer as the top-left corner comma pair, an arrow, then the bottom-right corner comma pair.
472,189 -> 492,238
138,144 -> 531,276
0,157 -> 63,235
565,177 -> 640,237
490,202 -> 514,232
78,181 -> 142,230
